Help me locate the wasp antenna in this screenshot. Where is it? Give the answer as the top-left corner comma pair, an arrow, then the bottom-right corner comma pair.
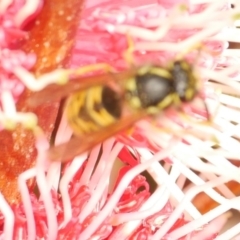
73,63 -> 116,76
203,99 -> 212,122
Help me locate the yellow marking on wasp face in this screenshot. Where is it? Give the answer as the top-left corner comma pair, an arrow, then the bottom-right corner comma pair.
172,94 -> 181,106
149,67 -> 172,79
125,78 -> 136,91
188,73 -> 199,93
180,61 -> 190,71
185,89 -> 194,100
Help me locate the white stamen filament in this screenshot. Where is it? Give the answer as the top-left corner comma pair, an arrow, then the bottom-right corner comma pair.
2,0 -> 240,239
0,0 -> 13,15
13,66 -> 70,91
14,0 -> 41,27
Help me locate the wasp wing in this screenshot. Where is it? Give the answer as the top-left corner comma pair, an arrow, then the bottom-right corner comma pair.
47,111 -> 147,162
28,69 -> 137,107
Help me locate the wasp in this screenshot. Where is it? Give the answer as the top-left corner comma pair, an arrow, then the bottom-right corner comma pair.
29,58 -> 202,162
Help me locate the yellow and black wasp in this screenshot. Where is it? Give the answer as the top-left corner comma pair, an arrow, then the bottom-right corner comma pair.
29,56 -> 201,162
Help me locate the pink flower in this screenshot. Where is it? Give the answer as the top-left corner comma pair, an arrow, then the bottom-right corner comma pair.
0,0 -> 240,240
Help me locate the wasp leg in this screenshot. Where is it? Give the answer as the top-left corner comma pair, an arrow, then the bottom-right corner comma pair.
177,108 -> 213,128
123,33 -> 136,66
72,63 -> 116,76
178,93 -> 216,126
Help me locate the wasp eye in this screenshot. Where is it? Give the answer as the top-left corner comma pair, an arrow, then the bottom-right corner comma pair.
136,73 -> 173,108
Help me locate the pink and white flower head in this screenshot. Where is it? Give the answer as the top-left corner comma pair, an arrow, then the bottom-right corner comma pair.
1,0 -> 240,239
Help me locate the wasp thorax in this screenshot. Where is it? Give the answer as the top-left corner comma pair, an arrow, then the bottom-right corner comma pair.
135,72 -> 173,108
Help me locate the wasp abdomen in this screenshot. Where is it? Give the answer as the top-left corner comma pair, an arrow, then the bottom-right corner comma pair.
66,86 -> 122,135
102,86 -> 122,119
